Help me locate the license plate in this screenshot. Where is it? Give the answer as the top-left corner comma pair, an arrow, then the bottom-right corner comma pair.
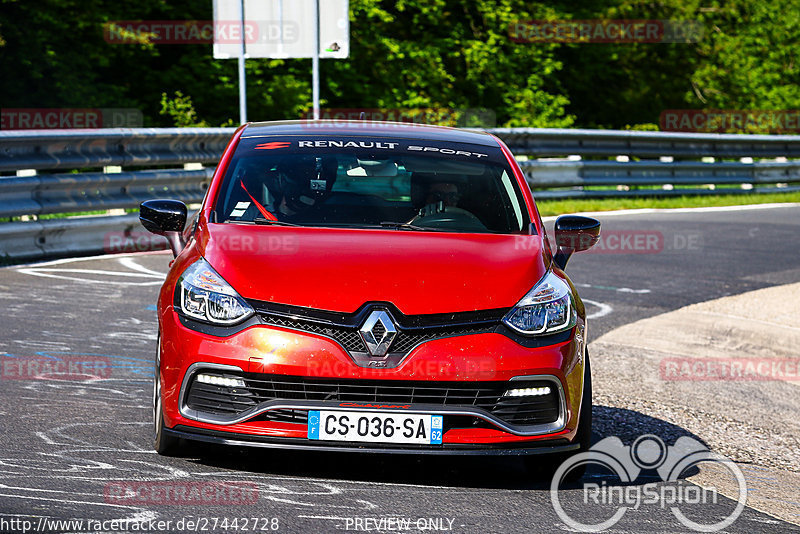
308,410 -> 443,445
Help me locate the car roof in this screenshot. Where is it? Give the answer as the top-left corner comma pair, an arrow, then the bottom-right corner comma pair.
242,120 -> 500,147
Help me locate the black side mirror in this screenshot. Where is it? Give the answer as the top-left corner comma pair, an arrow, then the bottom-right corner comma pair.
553,215 -> 601,270
139,199 -> 187,257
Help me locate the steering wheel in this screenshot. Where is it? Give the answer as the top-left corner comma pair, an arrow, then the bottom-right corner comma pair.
413,206 -> 487,231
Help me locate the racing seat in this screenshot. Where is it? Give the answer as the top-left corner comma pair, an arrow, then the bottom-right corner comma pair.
410,172 -> 441,210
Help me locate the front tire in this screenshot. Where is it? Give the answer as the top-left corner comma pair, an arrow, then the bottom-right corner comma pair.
153,337 -> 181,456
526,350 -> 592,481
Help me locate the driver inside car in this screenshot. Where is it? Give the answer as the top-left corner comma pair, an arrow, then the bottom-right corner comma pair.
268,156 -> 338,219
419,181 -> 462,217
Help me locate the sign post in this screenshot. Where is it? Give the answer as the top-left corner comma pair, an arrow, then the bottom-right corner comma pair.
213,0 -> 349,123
312,0 -> 320,119
236,0 -> 247,123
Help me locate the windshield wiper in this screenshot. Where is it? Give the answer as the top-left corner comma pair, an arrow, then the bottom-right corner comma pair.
253,217 -> 300,226
379,221 -> 438,231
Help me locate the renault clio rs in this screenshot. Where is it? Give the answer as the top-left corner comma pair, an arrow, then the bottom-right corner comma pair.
139,120 -> 601,471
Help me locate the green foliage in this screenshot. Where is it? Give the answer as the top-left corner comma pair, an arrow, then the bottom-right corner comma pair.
624,123 -> 661,131
0,0 -> 797,131
688,0 -> 800,111
159,91 -> 209,127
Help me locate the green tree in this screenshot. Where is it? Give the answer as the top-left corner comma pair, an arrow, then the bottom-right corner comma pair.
1,0 -> 797,131
688,0 -> 800,112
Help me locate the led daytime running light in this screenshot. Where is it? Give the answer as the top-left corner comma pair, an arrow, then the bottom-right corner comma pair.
504,386 -> 552,397
196,374 -> 246,388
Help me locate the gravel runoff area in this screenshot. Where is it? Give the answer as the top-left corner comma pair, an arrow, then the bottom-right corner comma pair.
589,282 -> 800,526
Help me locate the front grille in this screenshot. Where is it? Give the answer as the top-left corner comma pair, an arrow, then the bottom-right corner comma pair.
185,372 -> 561,428
184,380 -> 257,415
260,314 -> 495,355
261,315 -> 366,352
388,326 -> 496,353
258,409 -> 308,424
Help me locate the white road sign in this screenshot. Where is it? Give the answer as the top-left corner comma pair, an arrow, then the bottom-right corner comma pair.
213,0 -> 349,59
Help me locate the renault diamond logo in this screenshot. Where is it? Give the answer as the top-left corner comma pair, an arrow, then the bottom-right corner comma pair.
359,310 -> 398,356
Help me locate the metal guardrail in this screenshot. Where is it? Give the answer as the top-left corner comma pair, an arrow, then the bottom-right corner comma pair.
1,127 -> 799,261
0,128 -> 231,261
0,213 -> 143,261
517,159 -> 800,198
494,127 -> 800,158
0,128 -> 233,172
0,168 -> 213,219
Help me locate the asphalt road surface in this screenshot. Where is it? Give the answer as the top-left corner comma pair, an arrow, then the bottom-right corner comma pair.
0,205 -> 798,533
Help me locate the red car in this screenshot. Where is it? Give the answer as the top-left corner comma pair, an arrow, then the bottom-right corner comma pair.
140,120 -> 600,470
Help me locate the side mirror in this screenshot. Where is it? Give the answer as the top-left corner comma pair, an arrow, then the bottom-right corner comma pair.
553,215 -> 601,270
139,199 -> 187,257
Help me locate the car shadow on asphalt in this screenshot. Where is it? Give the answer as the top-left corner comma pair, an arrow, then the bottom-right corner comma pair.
176,406 -> 706,490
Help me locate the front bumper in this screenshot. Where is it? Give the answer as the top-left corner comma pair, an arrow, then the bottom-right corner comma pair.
165,425 -> 579,456
159,306 -> 586,451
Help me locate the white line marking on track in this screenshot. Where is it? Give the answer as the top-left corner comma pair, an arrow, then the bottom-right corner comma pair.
0,483 -> 98,498
357,499 -> 379,510
298,515 -> 351,521
575,282 -> 651,294
20,268 -> 162,278
541,202 -> 800,221
115,459 -> 191,479
15,254 -> 167,285
0,492 -> 138,509
265,496 -> 317,506
584,299 -> 613,319
118,257 -> 168,277
34,432 -> 58,445
1,514 -> 61,520
10,251 -> 169,269
16,268 -> 163,286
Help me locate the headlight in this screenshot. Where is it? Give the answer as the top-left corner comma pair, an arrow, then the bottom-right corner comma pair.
502,271 -> 576,335
178,258 -> 254,325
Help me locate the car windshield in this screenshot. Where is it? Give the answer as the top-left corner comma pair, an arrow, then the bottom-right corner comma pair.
212,136 -> 530,234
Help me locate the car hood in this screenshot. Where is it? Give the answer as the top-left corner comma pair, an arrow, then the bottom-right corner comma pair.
199,223 -> 547,315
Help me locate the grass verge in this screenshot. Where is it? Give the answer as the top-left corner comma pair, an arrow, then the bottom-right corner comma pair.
535,191 -> 800,217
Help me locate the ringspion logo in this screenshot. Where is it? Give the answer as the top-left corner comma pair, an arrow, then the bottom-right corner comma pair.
551,435 -> 746,532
